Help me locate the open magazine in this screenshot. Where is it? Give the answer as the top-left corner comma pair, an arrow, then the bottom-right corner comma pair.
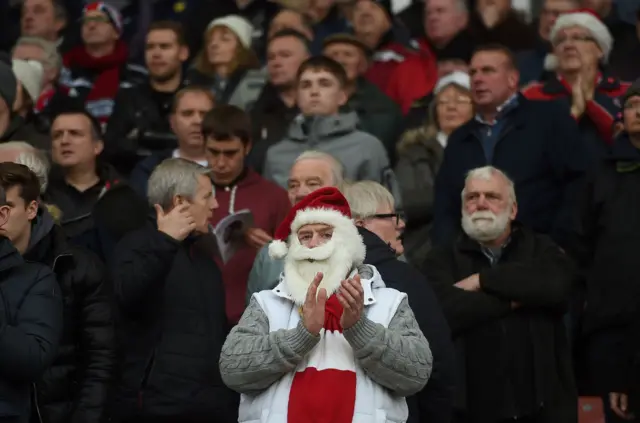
210,209 -> 254,263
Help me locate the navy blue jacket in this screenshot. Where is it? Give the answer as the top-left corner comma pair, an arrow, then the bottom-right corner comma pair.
129,149 -> 174,199
430,94 -> 588,251
0,237 -> 62,422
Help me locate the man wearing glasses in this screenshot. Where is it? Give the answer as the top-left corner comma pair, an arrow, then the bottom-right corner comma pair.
60,2 -> 146,126
522,8 -> 630,164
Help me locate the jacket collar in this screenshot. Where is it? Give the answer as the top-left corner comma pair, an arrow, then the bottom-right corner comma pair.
457,93 -> 528,139
0,236 -> 24,274
288,112 -> 359,141
540,72 -> 622,96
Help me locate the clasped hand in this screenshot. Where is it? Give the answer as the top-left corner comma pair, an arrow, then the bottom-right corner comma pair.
302,273 -> 365,336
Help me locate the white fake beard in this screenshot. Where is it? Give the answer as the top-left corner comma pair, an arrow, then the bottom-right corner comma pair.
461,209 -> 510,242
283,237 -> 355,305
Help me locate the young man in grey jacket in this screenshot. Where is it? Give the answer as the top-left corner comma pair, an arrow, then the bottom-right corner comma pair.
262,55 -> 401,201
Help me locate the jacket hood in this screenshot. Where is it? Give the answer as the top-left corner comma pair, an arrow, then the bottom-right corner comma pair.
0,236 -> 24,273
358,226 -> 398,266
287,112 -> 360,142
0,114 -> 26,142
26,206 -> 56,255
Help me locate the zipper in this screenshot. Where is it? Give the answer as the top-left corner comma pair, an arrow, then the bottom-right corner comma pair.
33,383 -> 43,423
138,350 -> 157,410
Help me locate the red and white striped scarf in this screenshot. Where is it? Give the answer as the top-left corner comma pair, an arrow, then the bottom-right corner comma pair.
287,295 -> 357,423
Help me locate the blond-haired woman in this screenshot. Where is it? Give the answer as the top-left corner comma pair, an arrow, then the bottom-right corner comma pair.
187,15 -> 266,111
395,71 -> 473,266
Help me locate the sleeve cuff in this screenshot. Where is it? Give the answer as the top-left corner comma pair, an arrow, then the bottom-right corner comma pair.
286,321 -> 321,356
343,317 -> 380,351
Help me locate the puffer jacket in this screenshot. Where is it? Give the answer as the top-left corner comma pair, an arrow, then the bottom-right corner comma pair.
25,210 -> 114,423
0,236 -> 62,423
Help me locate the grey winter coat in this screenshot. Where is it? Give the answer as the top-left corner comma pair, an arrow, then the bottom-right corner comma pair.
394,131 -> 445,266
263,112 -> 401,201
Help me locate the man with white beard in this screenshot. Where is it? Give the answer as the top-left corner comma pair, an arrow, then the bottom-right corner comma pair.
422,165 -> 578,423
220,186 -> 432,423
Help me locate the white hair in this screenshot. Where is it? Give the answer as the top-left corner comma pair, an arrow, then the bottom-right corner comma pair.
461,166 -> 516,204
0,142 -> 49,193
343,180 -> 395,219
147,158 -> 211,210
294,150 -> 345,189
12,36 -> 62,72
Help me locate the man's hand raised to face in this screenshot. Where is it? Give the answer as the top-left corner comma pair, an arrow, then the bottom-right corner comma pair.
155,203 -> 196,241
337,274 -> 364,330
302,273 -> 327,336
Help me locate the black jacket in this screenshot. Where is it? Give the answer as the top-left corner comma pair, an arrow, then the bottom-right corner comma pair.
0,115 -> 50,151
25,211 -> 114,423
358,227 -> 454,423
44,164 -> 148,263
0,237 -> 62,422
111,222 -> 238,421
103,82 -> 182,176
423,225 -> 577,423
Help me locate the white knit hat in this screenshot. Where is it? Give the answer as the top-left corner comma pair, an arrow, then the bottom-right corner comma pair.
11,59 -> 44,102
434,71 -> 471,95
206,15 -> 254,49
545,8 -> 613,71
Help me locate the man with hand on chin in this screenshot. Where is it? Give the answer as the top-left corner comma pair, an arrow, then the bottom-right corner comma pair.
111,158 -> 238,423
220,187 -> 432,423
423,166 -> 577,423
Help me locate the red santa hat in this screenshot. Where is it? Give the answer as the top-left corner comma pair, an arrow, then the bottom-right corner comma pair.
269,187 -> 365,263
545,8 -> 613,71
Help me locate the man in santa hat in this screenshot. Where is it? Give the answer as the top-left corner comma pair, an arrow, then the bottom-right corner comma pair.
522,8 -> 630,164
220,186 -> 432,422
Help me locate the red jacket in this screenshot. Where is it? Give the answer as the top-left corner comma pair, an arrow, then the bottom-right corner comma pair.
522,74 -> 630,145
385,39 -> 438,114
210,168 -> 290,324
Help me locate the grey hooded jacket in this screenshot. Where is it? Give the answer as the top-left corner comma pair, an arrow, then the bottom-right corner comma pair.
263,112 -> 401,201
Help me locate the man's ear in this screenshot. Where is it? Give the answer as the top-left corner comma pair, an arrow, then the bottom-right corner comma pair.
244,141 -> 252,156
179,46 -> 190,62
354,218 -> 365,227
27,200 -> 38,222
94,139 -> 104,156
0,206 -> 10,229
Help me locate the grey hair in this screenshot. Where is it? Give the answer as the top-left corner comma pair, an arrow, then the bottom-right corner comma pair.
0,142 -> 49,193
147,158 -> 212,210
16,150 -> 50,193
12,36 -> 62,72
294,150 -> 345,190
343,180 -> 395,219
461,166 -> 517,203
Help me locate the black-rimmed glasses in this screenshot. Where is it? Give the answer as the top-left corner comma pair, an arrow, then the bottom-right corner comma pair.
370,212 -> 404,225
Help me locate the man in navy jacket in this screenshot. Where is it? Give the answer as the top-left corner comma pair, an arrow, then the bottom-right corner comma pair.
431,44 -> 588,251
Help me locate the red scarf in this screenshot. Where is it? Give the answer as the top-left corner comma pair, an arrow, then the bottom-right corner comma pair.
288,295 -> 357,423
62,40 -> 128,116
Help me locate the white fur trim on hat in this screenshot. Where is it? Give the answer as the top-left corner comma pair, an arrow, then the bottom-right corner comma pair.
547,11 -> 613,71
434,71 -> 470,95
269,207 -> 366,264
12,59 -> 43,102
207,15 -> 253,49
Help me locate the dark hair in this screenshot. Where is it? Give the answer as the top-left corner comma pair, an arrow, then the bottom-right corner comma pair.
471,43 -> 517,70
0,162 -> 41,205
52,108 -> 103,139
170,86 -> 215,114
52,0 -> 67,22
269,29 -> 312,54
201,105 -> 252,146
147,21 -> 187,46
296,55 -> 348,88
270,10 -> 314,37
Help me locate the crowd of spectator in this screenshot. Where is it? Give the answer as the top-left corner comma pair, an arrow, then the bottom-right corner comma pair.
0,0 -> 639,422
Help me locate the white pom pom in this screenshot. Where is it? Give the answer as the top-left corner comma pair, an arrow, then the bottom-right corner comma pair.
544,54 -> 559,71
268,240 -> 288,259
